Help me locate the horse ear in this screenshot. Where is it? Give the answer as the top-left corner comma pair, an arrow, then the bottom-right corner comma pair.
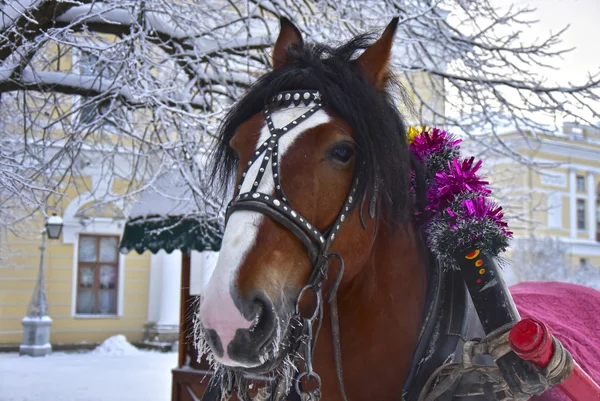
355,17 -> 399,90
272,17 -> 303,70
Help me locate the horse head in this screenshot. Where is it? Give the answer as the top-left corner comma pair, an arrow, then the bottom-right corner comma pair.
197,17 -> 428,399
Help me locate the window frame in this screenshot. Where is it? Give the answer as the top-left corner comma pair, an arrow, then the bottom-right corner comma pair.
597,183 -> 600,242
576,199 -> 586,231
576,175 -> 586,192
75,234 -> 120,316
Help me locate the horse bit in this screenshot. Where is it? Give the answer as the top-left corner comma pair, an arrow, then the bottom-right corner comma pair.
222,90 -> 361,401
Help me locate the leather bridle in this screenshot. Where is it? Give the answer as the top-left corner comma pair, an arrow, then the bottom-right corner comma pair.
224,89 -> 360,401
225,90 -> 358,264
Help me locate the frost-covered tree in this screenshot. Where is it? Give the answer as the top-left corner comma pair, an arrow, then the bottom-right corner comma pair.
0,0 -> 598,232
510,236 -> 600,290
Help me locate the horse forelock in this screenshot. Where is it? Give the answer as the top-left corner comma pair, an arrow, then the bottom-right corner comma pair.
210,33 -> 421,226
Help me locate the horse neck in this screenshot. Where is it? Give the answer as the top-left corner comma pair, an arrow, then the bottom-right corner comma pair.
313,222 -> 428,401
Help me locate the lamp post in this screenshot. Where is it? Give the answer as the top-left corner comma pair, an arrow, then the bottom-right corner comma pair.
19,214 -> 63,357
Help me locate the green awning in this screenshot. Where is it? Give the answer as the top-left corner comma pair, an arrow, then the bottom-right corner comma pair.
120,215 -> 222,254
119,170 -> 224,255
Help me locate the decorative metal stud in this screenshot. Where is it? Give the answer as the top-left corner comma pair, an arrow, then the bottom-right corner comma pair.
331,233 -> 336,240
341,215 -> 345,222
277,185 -> 281,189
259,168 -> 264,172
254,182 -> 258,186
264,196 -> 269,200
242,173 -> 246,177
277,94 -> 282,100
320,237 -> 325,243
252,193 -> 260,199
283,127 -> 287,131
301,115 -> 306,118
274,200 -> 281,206
291,211 -> 297,218
306,222 -> 311,229
304,93 -> 310,99
283,206 -> 288,211
274,174 -> 278,178
314,92 -> 321,100
285,94 -> 291,100
349,196 -> 353,203
264,156 -> 269,160
293,93 -> 300,100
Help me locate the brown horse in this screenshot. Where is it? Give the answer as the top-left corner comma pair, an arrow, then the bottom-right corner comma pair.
197,16 -> 432,401
195,17 -> 595,401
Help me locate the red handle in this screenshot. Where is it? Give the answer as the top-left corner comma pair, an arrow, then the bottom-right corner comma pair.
509,318 -> 600,401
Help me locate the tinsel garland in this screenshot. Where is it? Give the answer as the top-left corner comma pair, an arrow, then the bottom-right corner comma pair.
408,126 -> 513,269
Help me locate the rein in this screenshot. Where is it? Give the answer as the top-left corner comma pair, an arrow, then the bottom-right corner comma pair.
224,90 -> 359,401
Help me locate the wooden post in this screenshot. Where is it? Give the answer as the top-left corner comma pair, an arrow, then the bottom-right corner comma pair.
178,252 -> 191,368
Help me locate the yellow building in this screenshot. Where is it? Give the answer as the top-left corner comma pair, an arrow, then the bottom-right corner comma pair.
0,169 -> 210,348
0,42 -> 189,349
492,122 -> 600,280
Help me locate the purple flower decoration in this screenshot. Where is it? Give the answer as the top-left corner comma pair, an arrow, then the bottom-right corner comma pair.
409,128 -> 462,161
461,197 -> 513,237
431,157 -> 490,207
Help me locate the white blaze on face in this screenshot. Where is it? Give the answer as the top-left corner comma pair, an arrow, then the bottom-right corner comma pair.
200,105 -> 330,367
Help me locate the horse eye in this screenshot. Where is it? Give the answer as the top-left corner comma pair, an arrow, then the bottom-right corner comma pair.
328,144 -> 355,164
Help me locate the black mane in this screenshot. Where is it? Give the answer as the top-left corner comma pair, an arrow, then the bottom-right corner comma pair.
211,33 -> 426,225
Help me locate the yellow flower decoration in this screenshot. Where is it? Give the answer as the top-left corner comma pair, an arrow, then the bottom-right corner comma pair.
407,125 -> 430,144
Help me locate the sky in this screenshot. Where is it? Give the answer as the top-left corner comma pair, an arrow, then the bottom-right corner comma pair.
446,0 -> 600,127
507,0 -> 600,87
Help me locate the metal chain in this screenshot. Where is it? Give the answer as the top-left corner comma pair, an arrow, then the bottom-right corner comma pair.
294,283 -> 324,401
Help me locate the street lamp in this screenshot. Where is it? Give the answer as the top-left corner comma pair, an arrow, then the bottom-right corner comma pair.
19,213 -> 64,357
46,213 -> 63,240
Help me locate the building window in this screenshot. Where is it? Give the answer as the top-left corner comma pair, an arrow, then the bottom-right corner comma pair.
577,199 -> 586,231
76,235 -> 119,315
77,51 -> 121,127
576,175 -> 586,192
597,184 -> 600,242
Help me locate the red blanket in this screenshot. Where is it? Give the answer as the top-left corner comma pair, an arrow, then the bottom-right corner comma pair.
510,281 -> 600,401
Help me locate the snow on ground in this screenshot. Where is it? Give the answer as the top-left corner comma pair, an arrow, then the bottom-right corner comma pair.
92,335 -> 142,356
0,345 -> 177,401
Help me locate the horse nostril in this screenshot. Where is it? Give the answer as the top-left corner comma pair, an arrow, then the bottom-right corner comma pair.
249,292 -> 270,326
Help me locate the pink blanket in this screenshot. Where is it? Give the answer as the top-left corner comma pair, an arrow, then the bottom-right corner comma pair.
510,281 -> 600,401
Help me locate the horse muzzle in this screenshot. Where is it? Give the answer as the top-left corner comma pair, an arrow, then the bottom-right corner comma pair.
199,289 -> 289,370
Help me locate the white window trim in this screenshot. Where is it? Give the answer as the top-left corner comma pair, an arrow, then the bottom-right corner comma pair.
68,219 -> 126,318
